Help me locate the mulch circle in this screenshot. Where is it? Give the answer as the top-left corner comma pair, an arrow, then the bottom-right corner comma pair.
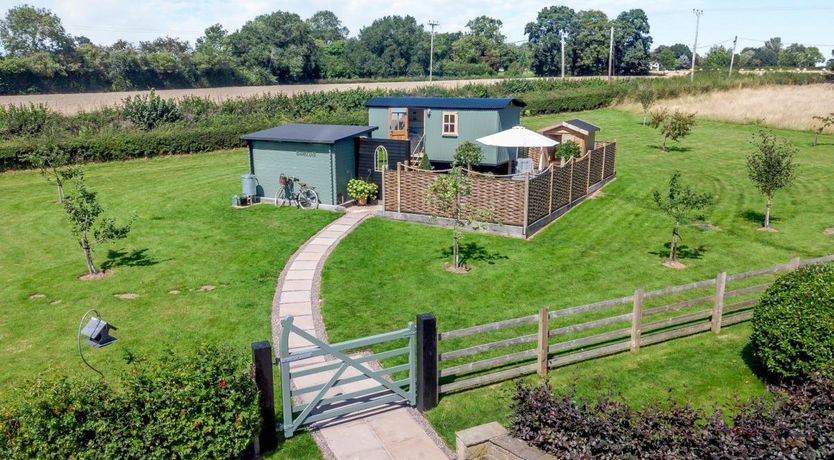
824,227 -> 834,236
29,293 -> 47,300
662,260 -> 687,270
444,263 -> 471,274
79,271 -> 112,281
757,227 -> 780,233
114,292 -> 139,300
199,285 -> 216,292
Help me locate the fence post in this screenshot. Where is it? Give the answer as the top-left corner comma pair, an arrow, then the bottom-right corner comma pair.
416,313 -> 438,412
600,145 -> 607,180
567,159 -> 574,205
251,341 -> 278,454
585,153 -> 591,191
630,288 -> 644,353
396,163 -> 402,213
537,307 -> 549,378
789,256 -> 800,270
522,174 -> 530,236
548,166 -> 554,214
711,272 -> 727,334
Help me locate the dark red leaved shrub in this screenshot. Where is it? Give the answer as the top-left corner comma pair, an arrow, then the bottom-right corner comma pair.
510,377 -> 834,459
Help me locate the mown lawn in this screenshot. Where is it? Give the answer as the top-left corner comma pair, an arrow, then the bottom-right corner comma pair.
0,150 -> 336,458
321,109 -> 834,444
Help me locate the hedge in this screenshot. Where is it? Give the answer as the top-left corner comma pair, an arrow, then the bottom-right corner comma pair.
751,263 -> 834,379
511,378 -> 834,459
1,73 -> 826,171
0,344 -> 260,459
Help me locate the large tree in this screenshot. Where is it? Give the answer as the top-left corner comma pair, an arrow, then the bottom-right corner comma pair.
0,5 -> 74,57
525,5 -> 576,76
570,10 -> 612,76
613,9 -> 652,75
228,11 -> 318,82
306,10 -> 348,45
778,44 -> 824,68
193,24 -> 239,85
348,16 -> 427,78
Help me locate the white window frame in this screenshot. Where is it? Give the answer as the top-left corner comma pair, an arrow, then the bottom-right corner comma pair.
441,111 -> 459,137
374,145 -> 388,172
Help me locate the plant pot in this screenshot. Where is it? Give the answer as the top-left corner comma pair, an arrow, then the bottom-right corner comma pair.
357,196 -> 368,206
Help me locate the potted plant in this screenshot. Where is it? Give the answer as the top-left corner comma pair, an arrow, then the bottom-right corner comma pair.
347,179 -> 378,206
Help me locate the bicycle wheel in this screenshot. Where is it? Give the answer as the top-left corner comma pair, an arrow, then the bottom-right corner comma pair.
298,189 -> 319,210
275,185 -> 289,207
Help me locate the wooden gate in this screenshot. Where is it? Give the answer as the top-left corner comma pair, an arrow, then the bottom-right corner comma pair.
278,316 -> 416,437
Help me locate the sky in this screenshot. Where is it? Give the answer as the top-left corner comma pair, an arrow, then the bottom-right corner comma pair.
2,0 -> 832,61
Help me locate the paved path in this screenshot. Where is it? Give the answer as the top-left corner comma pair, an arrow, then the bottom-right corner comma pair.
272,207 -> 451,460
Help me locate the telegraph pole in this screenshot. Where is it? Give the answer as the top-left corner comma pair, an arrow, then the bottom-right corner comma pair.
560,30 -> 567,79
607,26 -> 614,81
728,35 -> 738,78
690,9 -> 703,82
428,20 -> 439,82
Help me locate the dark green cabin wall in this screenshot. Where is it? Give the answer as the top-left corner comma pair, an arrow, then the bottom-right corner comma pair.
249,140 -> 335,204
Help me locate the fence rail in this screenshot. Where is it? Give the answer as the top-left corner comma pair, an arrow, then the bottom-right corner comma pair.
436,254 -> 834,394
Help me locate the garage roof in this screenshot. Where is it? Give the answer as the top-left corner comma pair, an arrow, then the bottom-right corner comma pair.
364,97 -> 525,110
241,124 -> 378,144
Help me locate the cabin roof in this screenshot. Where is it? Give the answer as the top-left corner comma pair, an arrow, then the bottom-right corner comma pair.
363,97 -> 526,110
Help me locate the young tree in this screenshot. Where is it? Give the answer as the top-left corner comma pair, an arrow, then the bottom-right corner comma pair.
812,112 -> 834,147
27,144 -> 83,202
452,141 -> 484,170
555,140 -> 581,159
746,130 -> 797,229
62,176 -> 134,275
429,168 -> 470,270
649,108 -> 696,151
653,172 -> 713,265
636,86 -> 656,126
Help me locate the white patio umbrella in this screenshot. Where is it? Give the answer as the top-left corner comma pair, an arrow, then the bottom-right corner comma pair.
476,126 -> 558,173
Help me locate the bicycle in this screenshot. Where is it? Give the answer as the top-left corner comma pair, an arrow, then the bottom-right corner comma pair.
275,174 -> 319,210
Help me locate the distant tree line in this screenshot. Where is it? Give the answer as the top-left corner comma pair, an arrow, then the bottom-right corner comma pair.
0,4 -> 658,94
651,37 -> 830,71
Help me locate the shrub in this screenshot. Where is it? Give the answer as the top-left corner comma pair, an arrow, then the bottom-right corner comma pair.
347,178 -> 378,200
751,263 -> 834,379
122,89 -> 181,130
555,140 -> 581,159
511,377 -> 834,459
0,103 -> 54,139
452,141 -> 484,169
0,344 -> 260,459
649,108 -> 696,151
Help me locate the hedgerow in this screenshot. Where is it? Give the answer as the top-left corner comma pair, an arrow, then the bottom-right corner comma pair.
511,377 -> 834,459
0,72 -> 825,171
0,344 -> 260,459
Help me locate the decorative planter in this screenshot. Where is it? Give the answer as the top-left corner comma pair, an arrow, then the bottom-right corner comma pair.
357,196 -> 368,206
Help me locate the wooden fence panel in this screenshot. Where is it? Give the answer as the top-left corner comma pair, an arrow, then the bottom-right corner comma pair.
435,254 -> 834,396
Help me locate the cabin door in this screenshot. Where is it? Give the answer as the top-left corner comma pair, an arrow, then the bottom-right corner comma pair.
389,108 -> 408,140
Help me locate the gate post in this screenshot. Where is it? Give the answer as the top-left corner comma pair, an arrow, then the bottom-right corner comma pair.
252,341 -> 278,454
416,313 -> 438,412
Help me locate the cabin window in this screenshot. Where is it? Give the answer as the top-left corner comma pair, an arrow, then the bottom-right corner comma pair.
374,145 -> 388,172
442,112 -> 458,137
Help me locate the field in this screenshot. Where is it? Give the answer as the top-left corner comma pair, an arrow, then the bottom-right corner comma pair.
321,108 -> 834,444
0,77 -> 521,114
620,83 -> 834,132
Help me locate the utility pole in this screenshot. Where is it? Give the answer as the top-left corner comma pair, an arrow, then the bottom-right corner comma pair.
690,9 -> 703,82
607,26 -> 614,82
428,20 -> 438,82
728,35 -> 738,78
560,30 -> 567,79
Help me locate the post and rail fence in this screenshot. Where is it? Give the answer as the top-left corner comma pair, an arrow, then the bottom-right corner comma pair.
250,254 -> 834,441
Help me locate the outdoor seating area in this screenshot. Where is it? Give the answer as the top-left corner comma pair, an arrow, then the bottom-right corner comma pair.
380,141 -> 617,238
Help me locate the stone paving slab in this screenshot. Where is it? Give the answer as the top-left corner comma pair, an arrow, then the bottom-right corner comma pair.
272,209 -> 451,460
